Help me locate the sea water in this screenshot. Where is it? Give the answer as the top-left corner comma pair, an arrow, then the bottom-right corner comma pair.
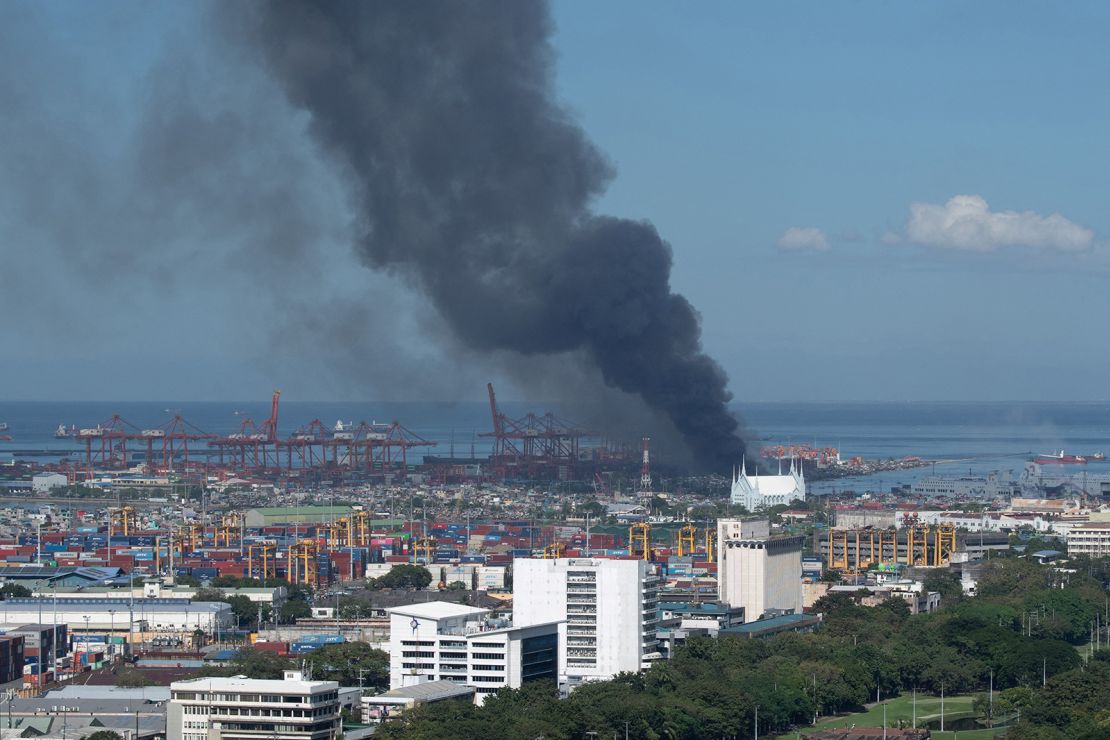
0,400 -> 1107,494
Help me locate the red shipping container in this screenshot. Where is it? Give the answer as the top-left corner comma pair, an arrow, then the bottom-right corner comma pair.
253,641 -> 289,656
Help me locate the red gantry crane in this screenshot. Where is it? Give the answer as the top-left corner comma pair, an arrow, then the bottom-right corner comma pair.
209,390 -> 282,469
140,415 -> 216,472
481,383 -> 591,480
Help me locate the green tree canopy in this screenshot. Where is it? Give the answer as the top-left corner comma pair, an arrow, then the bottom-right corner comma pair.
0,583 -> 31,599
305,642 -> 389,690
371,564 -> 432,590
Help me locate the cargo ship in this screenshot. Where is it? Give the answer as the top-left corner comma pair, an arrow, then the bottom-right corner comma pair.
1034,450 -> 1086,465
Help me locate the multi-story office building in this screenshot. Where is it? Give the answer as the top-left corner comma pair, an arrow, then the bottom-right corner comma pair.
512,557 -> 660,688
716,517 -> 771,545
1067,521 -> 1110,556
717,519 -> 802,622
167,671 -> 340,740
386,601 -> 558,704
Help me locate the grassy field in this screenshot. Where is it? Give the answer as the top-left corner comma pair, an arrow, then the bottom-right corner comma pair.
773,692 -> 1009,739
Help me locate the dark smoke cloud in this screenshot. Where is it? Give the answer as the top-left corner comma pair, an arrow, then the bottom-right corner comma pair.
226,0 -> 746,469
0,4 -> 455,401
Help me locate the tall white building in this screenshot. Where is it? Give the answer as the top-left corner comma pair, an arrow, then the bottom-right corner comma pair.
385,601 -> 558,704
730,458 -> 806,511
512,557 -> 659,688
168,671 -> 340,740
1067,521 -> 1110,556
717,518 -> 803,622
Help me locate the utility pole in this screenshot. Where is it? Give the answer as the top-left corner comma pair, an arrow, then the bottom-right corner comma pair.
989,669 -> 994,727
813,673 -> 818,725
940,684 -> 945,734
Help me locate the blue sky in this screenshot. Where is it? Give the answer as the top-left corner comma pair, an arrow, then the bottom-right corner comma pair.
2,1 -> 1109,402
550,1 -> 1110,401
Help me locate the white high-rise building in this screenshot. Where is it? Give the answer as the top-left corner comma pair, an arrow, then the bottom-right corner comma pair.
1067,521 -> 1110,556
512,557 -> 660,688
717,518 -> 803,622
385,601 -> 559,705
168,672 -> 340,740
730,458 -> 806,511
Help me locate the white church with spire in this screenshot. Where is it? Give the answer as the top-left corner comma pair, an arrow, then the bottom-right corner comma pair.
730,457 -> 806,512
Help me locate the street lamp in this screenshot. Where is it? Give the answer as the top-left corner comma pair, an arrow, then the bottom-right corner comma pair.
4,689 -> 15,729
82,616 -> 91,660
108,610 -> 117,659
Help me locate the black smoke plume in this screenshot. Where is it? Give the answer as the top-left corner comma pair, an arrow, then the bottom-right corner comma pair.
228,1 -> 745,469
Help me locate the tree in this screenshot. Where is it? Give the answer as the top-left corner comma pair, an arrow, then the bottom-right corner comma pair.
193,587 -> 227,602
85,732 -> 124,740
174,574 -> 201,587
372,564 -> 432,590
305,642 -> 389,689
922,569 -> 964,606
446,580 -> 467,591
211,575 -> 262,588
280,599 -> 311,622
203,647 -> 293,680
0,582 -> 30,600
226,594 -> 270,630
0,583 -> 31,599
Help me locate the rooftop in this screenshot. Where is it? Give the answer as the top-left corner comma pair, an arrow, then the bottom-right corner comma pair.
2,597 -> 229,612
659,601 -> 738,614
386,601 -> 488,620
171,675 -> 338,693
0,566 -> 122,581
46,685 -> 171,701
721,613 -> 821,635
368,680 -> 476,702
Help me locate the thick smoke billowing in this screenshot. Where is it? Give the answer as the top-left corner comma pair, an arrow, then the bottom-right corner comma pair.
227,0 -> 745,469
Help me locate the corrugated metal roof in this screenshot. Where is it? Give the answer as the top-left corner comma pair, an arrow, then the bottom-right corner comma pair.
372,680 -> 475,701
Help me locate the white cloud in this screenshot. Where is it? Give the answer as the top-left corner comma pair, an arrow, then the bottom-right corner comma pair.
902,194 -> 1093,252
777,227 -> 829,252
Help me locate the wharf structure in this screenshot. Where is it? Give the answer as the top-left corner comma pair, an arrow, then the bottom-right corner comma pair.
819,525 -> 968,572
